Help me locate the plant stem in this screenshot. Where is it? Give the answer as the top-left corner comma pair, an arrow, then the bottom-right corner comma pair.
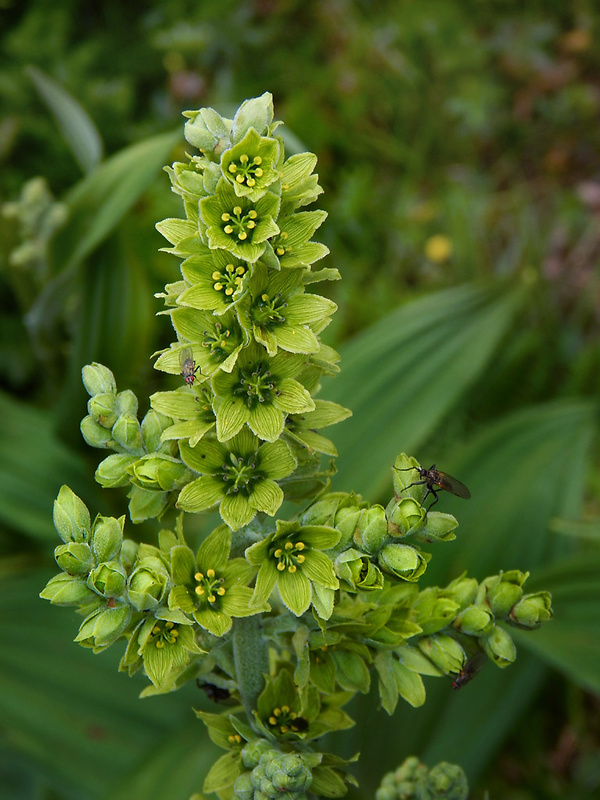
233,616 -> 269,724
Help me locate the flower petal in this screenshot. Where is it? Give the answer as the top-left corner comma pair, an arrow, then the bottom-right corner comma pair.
197,526 -> 231,573
180,439 -> 226,472
247,404 -> 284,442
177,476 -> 224,512
278,570 -> 312,617
257,439 -> 297,480
273,378 -> 315,415
302,550 -> 339,591
194,606 -> 232,637
220,493 -> 256,530
249,479 -> 284,517
249,562 -> 278,607
216,396 -> 250,441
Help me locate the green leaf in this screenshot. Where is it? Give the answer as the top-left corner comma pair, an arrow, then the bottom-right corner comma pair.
203,751 -> 242,793
27,65 -> 103,174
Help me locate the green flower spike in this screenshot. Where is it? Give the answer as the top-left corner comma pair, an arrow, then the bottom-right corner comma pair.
169,526 -> 267,637
245,519 -> 340,618
177,249 -> 251,315
221,128 -> 281,201
212,344 -> 315,443
177,428 -> 297,530
243,262 -> 337,356
200,178 -> 280,263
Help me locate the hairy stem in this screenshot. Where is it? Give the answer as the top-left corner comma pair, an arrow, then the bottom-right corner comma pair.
233,615 -> 269,724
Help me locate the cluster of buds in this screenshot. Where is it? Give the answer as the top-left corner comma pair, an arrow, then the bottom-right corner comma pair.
376,756 -> 468,800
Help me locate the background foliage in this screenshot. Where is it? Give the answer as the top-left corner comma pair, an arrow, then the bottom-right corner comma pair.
1,1 -> 600,798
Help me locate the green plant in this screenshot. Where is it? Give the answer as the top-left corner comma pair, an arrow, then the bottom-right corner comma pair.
39,93 -> 553,800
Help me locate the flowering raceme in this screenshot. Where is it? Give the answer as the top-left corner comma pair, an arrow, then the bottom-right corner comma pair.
39,94 -> 553,800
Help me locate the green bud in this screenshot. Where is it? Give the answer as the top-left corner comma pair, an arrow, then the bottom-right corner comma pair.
378,543 -> 430,582
80,415 -> 114,449
95,454 -> 138,488
334,506 -> 362,549
479,570 -> 529,617
445,574 -> 479,609
264,753 -> 312,793
91,515 -> 124,562
121,539 -> 139,572
87,393 -> 118,429
82,363 -> 116,397
111,414 -> 144,453
388,497 -> 425,537
232,92 -> 274,141
128,453 -> 190,491
481,624 -> 516,667
417,762 -> 468,800
376,756 -> 428,800
335,549 -> 384,592
53,486 -> 91,543
116,389 -> 139,417
127,556 -> 170,611
234,771 -> 254,800
141,408 -> 171,453
88,561 -> 127,598
413,512 -> 458,544
54,542 -> 93,575
39,573 -> 97,606
184,106 -> 231,154
412,588 -> 460,635
355,505 -> 388,553
510,591 -> 553,629
75,603 -> 132,649
453,604 -> 495,637
418,635 -> 465,675
241,739 -> 275,769
302,492 -> 347,527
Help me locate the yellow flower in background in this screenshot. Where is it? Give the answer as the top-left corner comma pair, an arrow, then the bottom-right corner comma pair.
425,234 -> 452,263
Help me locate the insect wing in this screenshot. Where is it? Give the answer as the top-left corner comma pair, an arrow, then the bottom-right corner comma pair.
179,347 -> 199,385
436,471 -> 471,499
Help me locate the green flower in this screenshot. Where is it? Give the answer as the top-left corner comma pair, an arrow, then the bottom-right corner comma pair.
150,384 -> 216,447
221,128 -> 281,201
169,526 -> 267,636
177,429 -> 297,530
245,520 -> 340,617
155,310 -> 245,379
242,262 -> 336,356
212,344 -> 314,443
121,608 -> 205,690
177,249 -> 251,314
200,178 -> 280,263
279,152 -> 323,215
271,210 -> 329,269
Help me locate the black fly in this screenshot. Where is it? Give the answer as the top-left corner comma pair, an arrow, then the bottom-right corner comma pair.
180,347 -> 201,385
395,463 -> 471,510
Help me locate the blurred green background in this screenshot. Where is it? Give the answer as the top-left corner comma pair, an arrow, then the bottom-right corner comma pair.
2,1 -> 600,798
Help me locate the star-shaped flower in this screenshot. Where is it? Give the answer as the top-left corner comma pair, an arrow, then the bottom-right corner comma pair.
220,128 -> 281,202
200,178 -> 280,263
168,526 -> 267,637
177,428 -> 297,530
177,249 -> 251,315
245,520 -> 340,618
211,343 -> 314,443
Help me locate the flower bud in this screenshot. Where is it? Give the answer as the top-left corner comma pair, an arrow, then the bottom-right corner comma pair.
418,635 -> 465,675
53,485 -> 91,543
95,454 -> 138,488
82,363 -> 116,397
184,107 -> 232,152
241,739 -> 274,769
355,505 -> 388,553
128,453 -> 191,491
87,392 -> 118,429
334,506 -> 362,549
91,515 -> 124,562
121,539 -> 139,572
418,762 -> 468,800
388,497 -> 425,537
453,604 -> 495,637
510,591 -> 553,629
141,408 -> 171,453
54,542 -> 93,575
127,556 -> 170,611
479,570 -> 529,617
39,573 -> 97,606
413,512 -> 458,544
378,543 -> 430,582
376,756 -> 428,800
481,624 -> 516,667
111,414 -> 144,453
335,549 -> 384,592
116,389 -> 139,417
80,415 -> 114,449
445,575 -> 479,609
264,753 -> 312,793
75,603 -> 132,649
234,771 -> 254,800
232,92 -> 274,141
88,561 -> 127,598
412,588 -> 460,634
302,492 -> 348,527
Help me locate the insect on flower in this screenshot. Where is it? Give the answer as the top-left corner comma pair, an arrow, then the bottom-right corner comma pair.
451,652 -> 486,690
179,347 -> 201,385
395,462 -> 471,510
